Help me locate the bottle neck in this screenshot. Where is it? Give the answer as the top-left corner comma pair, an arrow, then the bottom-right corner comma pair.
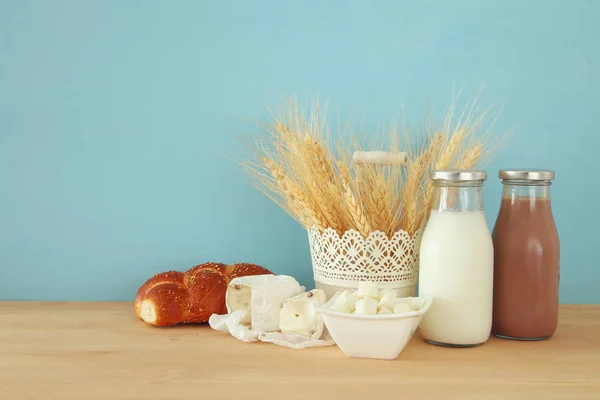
432,182 -> 484,212
502,180 -> 551,200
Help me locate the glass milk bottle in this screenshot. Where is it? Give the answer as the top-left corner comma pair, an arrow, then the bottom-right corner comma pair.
418,170 -> 494,347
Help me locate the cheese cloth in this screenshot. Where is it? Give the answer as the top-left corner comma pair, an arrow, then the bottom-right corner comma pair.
208,310 -> 336,349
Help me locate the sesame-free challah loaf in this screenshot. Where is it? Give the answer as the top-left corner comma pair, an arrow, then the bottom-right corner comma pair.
134,262 -> 273,327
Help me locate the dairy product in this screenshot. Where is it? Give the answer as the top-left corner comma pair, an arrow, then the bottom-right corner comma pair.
379,290 -> 398,309
279,289 -> 326,339
408,297 -> 424,311
492,197 -> 560,339
378,306 -> 393,314
393,303 -> 411,314
358,281 -> 379,299
418,210 -> 494,346
355,297 -> 378,314
225,275 -> 304,332
324,283 -> 426,315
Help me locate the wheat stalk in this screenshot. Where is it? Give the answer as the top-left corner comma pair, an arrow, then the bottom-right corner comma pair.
306,137 -> 335,182
457,142 -> 483,170
343,183 -> 372,237
335,160 -> 369,234
372,172 -> 390,231
438,132 -> 462,168
399,132 -> 444,234
237,92 -> 508,246
310,183 -> 344,233
419,116 -> 481,221
262,158 -> 314,227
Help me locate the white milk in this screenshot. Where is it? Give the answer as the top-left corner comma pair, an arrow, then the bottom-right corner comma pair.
418,210 -> 494,346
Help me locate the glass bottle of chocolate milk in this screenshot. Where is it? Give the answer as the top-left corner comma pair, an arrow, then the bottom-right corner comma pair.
491,169 -> 560,340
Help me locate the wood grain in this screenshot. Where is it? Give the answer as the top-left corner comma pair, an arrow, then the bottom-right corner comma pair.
0,303 -> 598,400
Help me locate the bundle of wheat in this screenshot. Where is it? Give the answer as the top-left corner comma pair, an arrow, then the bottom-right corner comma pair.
238,91 -> 509,238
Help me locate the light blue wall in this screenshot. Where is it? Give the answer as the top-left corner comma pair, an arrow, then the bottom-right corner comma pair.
1,1 -> 598,303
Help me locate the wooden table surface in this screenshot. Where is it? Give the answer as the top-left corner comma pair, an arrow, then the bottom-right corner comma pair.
0,303 -> 598,399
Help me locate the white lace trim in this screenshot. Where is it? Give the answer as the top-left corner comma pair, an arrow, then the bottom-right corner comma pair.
308,226 -> 422,287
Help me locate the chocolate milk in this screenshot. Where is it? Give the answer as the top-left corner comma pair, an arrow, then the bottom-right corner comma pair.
492,196 -> 560,339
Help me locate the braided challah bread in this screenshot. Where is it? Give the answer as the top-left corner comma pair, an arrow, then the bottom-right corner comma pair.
134,262 -> 273,327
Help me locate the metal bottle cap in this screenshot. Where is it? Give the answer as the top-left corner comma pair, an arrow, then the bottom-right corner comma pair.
499,169 -> 555,181
430,170 -> 487,181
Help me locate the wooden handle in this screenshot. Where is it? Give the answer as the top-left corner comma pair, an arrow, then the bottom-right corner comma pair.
352,151 -> 409,166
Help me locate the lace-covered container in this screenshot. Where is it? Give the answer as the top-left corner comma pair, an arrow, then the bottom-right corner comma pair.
308,226 -> 423,300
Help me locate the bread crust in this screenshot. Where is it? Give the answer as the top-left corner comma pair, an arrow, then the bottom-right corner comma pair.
134,262 -> 273,327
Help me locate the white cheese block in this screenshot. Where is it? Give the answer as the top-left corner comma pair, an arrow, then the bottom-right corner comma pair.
325,292 -> 347,313
358,281 -> 379,299
393,302 -> 412,314
333,291 -> 359,313
325,291 -> 342,307
380,289 -> 398,301
279,289 -> 326,339
225,275 -> 304,332
377,306 -> 393,315
347,292 -> 359,312
355,297 -> 378,315
225,283 -> 253,325
408,297 -> 425,311
378,290 -> 398,309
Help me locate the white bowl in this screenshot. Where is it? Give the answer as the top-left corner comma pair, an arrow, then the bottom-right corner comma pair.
314,297 -> 432,360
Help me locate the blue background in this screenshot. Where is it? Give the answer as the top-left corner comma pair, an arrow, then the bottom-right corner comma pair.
1,1 -> 598,303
